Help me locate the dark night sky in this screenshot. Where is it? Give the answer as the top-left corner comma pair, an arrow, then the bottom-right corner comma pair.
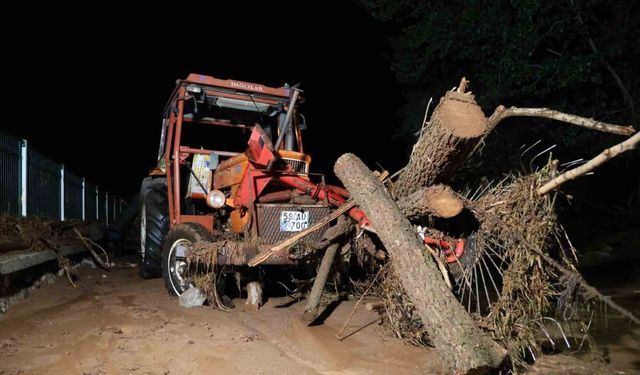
4,3 -> 404,198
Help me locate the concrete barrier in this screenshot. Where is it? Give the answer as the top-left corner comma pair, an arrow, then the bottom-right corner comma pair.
0,245 -> 85,275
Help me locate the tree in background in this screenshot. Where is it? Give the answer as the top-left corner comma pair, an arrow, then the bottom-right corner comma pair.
358,0 -> 639,144
358,0 -> 640,249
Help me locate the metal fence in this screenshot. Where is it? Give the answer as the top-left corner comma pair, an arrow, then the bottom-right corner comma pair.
0,128 -> 126,223
84,182 -> 97,220
0,130 -> 21,215
98,189 -> 106,224
27,147 -> 61,218
64,169 -> 83,219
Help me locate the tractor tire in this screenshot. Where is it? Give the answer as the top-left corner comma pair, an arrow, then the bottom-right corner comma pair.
139,177 -> 169,279
162,222 -> 214,296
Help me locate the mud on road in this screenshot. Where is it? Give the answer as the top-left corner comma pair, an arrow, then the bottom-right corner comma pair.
0,263 -> 443,375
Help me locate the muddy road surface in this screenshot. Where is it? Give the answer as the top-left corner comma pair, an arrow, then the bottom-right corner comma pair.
2,259 -> 639,374
0,263 -> 443,375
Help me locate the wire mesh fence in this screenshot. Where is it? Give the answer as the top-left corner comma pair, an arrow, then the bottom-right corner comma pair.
0,128 -> 126,223
98,189 -> 107,224
84,182 -> 97,220
0,129 -> 21,215
64,169 -> 83,219
27,147 -> 61,218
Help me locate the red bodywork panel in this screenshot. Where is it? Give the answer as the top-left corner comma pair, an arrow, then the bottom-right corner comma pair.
160,73 -> 460,261
184,74 -> 291,99
423,237 -> 466,263
233,126 -> 369,227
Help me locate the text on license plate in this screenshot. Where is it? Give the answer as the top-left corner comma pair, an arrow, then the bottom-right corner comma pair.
280,210 -> 309,232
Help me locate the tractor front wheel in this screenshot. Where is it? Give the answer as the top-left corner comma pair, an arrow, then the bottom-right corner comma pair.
162,223 -> 214,296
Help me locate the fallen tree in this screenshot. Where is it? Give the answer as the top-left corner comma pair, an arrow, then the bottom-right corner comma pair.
350,79 -> 637,372
393,78 -> 634,202
335,153 -> 506,374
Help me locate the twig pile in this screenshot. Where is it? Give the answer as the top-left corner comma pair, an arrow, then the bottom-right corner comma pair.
186,241 -> 230,311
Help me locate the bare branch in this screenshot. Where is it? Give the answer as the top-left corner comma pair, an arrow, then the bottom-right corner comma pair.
73,228 -> 111,270
424,244 -> 452,290
487,105 -> 635,135
525,238 -> 640,324
538,131 -> 640,195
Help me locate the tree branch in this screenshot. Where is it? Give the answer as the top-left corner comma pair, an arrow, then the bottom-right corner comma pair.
487,105 -> 635,135
538,131 -> 640,195
525,238 -> 639,324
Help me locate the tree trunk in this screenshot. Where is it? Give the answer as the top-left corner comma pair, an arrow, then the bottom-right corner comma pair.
335,153 -> 505,374
393,90 -> 488,198
397,184 -> 464,219
303,217 -> 351,321
527,354 -> 613,375
0,236 -> 29,253
302,242 -> 340,321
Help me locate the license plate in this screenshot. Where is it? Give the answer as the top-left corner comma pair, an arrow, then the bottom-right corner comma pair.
279,210 -> 309,232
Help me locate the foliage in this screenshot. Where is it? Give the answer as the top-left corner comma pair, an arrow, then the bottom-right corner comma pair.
357,0 -> 640,142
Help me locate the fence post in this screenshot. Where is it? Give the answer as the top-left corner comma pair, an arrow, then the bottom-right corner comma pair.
96,186 -> 99,220
105,191 -> 109,226
60,164 -> 65,221
81,177 -> 86,221
20,140 -> 27,217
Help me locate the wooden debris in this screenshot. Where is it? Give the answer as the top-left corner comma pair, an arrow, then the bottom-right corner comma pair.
73,228 -> 110,270
538,131 -> 639,195
302,243 -> 340,322
397,184 -> 464,219
364,300 -> 384,311
392,82 -> 489,198
487,105 -> 635,135
335,153 -> 506,373
248,200 -> 356,267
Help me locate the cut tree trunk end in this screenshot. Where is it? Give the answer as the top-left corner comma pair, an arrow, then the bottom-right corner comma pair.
397,184 -> 464,220
393,88 -> 488,198
335,153 -> 506,374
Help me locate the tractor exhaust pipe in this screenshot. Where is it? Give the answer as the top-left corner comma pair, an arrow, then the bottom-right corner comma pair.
274,88 -> 301,151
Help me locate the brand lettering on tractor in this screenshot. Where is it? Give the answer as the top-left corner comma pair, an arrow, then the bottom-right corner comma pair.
230,81 -> 264,92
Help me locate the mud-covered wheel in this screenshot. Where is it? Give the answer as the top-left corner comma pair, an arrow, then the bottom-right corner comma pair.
162,222 -> 214,296
139,177 -> 169,279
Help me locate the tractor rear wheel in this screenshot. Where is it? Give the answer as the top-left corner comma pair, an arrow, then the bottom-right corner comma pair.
162,222 -> 214,296
139,177 -> 169,279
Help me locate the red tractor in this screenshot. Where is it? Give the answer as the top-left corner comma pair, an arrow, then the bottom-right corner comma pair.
139,74 -> 366,298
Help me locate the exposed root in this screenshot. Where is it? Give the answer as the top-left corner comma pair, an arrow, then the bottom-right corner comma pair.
371,162 -> 626,371
186,241 -> 229,311
191,272 -> 229,312
461,167 -> 580,370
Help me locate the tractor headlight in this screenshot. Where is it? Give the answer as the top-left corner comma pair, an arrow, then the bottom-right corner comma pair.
206,190 -> 226,208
